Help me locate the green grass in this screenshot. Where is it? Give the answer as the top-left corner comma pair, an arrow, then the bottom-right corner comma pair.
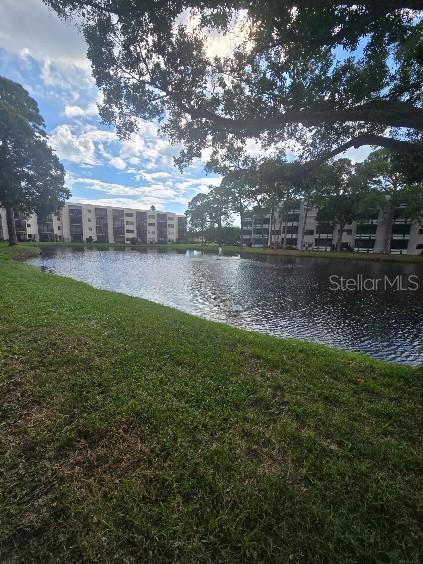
31,240 -> 423,263
0,246 -> 422,562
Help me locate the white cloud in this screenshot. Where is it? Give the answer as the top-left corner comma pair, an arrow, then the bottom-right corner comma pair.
49,124 -> 96,165
71,198 -> 157,210
137,171 -> 173,182
64,103 -> 99,119
0,1 -> 97,109
68,177 -> 139,196
108,157 -> 127,170
67,173 -> 195,210
49,124 -> 117,166
340,145 -> 373,163
0,0 -> 87,65
40,57 -> 91,89
127,127 -> 182,170
174,177 -> 221,191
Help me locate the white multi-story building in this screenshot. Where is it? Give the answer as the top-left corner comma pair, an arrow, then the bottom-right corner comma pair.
0,203 -> 187,244
241,201 -> 423,255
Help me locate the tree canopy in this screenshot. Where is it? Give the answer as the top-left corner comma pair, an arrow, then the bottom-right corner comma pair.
45,0 -> 423,177
354,148 -> 423,251
0,76 -> 69,244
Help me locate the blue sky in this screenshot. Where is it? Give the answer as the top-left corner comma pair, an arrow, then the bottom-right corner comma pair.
0,0 -> 372,213
0,0 -> 222,213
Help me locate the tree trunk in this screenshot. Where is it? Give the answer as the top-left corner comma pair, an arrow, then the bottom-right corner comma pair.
239,201 -> 244,247
335,222 -> 345,252
268,205 -> 274,247
272,208 -> 277,247
217,217 -> 222,244
383,202 -> 394,254
282,206 -> 288,250
279,210 -> 284,248
5,206 -> 17,246
299,200 -> 309,250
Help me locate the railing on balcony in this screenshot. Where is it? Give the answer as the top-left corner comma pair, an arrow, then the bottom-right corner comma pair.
355,234 -> 376,240
392,234 -> 410,240
357,219 -> 378,225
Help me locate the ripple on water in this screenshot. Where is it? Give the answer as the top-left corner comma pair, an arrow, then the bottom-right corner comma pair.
27,248 -> 423,366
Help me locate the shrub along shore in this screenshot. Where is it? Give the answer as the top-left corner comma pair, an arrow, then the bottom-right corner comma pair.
0,244 -> 422,562
28,240 -> 423,263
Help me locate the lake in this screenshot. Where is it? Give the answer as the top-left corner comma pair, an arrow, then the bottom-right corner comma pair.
27,247 -> 423,366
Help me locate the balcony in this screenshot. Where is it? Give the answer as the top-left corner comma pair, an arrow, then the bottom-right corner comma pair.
354,248 -> 375,253
357,219 -> 378,225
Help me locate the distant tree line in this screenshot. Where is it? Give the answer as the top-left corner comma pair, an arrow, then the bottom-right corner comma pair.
186,150 -> 423,253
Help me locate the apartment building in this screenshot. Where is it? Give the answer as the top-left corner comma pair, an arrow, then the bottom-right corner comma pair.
0,203 -> 187,244
241,201 -> 423,255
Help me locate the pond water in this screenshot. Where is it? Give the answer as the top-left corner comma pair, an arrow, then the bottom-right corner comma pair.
27,247 -> 423,366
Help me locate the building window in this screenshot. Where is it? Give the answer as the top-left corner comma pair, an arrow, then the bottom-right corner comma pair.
148,215 -> 155,219
286,226 -> 298,234
125,212 -> 134,217
391,239 -> 408,250
304,229 -> 314,236
148,222 -> 155,227
58,226 -> 61,231
87,209 -> 92,213
126,221 -> 134,226
288,214 -> 300,222
126,229 -> 135,234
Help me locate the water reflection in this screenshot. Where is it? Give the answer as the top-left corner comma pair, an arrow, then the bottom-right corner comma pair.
27,247 -> 423,365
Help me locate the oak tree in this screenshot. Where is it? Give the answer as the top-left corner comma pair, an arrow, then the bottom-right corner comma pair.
45,0 -> 423,178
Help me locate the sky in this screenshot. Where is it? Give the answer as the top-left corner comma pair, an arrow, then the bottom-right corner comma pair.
0,0 -> 372,214
0,0 -> 224,213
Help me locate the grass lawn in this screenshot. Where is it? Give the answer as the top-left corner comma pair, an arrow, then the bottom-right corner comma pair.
0,245 -> 422,562
33,240 -> 423,263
